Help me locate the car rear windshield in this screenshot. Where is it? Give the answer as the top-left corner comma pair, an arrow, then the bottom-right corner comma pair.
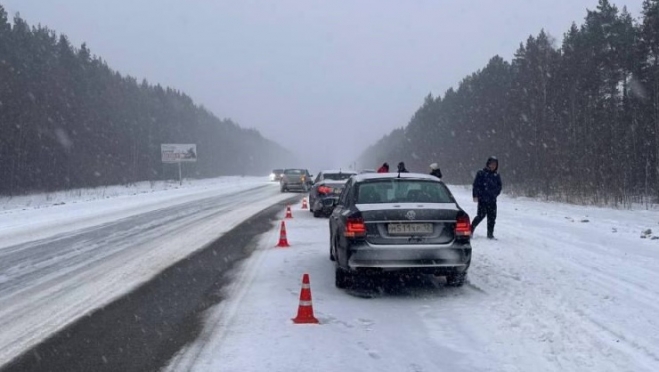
355,179 -> 453,204
323,173 -> 354,181
284,169 -> 304,175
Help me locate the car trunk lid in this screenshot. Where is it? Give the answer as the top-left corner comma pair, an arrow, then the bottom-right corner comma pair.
318,181 -> 347,196
356,203 -> 461,245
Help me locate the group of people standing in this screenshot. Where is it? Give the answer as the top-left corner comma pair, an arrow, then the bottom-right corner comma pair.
374,157 -> 502,239
376,161 -> 409,173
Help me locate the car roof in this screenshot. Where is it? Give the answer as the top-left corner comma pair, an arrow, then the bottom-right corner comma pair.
351,172 -> 439,183
319,169 -> 358,174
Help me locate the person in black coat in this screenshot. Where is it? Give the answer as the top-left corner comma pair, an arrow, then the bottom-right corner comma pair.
471,156 -> 502,239
429,162 -> 442,179
397,162 -> 409,173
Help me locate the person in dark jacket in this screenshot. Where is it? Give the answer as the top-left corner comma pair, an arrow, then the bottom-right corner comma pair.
429,163 -> 442,179
377,162 -> 389,173
397,161 -> 409,173
471,156 -> 502,239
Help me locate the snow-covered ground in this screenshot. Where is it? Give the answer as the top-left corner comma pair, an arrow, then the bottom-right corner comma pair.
0,176 -> 290,366
166,185 -> 659,372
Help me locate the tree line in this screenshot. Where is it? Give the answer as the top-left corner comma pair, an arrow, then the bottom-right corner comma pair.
359,0 -> 659,206
0,6 -> 295,195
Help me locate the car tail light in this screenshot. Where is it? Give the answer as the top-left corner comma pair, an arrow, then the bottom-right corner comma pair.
318,185 -> 332,194
455,213 -> 471,237
345,216 -> 366,238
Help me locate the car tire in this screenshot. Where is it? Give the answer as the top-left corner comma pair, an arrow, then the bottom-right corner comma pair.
329,233 -> 336,261
335,267 -> 352,289
446,271 -> 467,287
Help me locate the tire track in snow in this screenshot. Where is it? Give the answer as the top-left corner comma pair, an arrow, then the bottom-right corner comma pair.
468,221 -> 659,372
0,186 -> 268,300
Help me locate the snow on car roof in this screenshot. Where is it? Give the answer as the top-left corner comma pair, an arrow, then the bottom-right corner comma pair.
319,169 -> 358,174
351,172 -> 440,183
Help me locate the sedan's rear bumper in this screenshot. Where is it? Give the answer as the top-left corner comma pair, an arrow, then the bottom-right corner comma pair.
313,196 -> 339,212
283,182 -> 309,190
347,242 -> 471,271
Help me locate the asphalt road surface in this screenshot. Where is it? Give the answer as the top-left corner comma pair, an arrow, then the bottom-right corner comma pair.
1,186 -> 298,372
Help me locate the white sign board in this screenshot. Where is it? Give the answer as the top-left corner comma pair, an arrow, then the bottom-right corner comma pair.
161,144 -> 197,163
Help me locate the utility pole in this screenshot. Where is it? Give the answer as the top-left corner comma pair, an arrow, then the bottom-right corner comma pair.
178,161 -> 182,186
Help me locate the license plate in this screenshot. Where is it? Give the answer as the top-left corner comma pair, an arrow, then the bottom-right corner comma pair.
387,223 -> 433,235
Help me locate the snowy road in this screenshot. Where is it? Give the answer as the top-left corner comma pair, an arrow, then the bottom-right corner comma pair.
167,185 -> 659,372
0,178 -> 292,367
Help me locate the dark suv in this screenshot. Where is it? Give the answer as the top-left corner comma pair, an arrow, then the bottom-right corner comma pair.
329,173 -> 472,288
280,168 -> 313,192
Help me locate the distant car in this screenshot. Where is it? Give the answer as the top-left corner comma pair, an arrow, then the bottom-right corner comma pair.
359,169 -> 376,174
309,170 -> 357,217
269,169 -> 284,182
280,168 -> 313,192
329,172 -> 472,288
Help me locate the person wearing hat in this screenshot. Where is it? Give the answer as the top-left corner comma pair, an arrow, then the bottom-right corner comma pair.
397,161 -> 409,173
471,156 -> 502,239
429,163 -> 442,179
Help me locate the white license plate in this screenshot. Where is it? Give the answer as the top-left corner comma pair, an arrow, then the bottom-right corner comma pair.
387,223 -> 433,235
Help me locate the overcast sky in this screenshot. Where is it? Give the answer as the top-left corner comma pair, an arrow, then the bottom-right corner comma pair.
2,0 -> 643,171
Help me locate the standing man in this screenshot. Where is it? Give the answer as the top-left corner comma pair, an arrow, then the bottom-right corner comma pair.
429,163 -> 442,180
397,161 -> 409,173
471,156 -> 502,239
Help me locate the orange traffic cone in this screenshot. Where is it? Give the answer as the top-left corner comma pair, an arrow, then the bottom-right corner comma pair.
301,198 -> 308,210
285,205 -> 293,219
276,221 -> 290,248
292,273 -> 319,324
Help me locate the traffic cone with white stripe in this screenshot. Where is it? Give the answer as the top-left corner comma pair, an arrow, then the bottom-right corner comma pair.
301,198 -> 308,210
276,221 -> 290,248
292,273 -> 319,324
285,205 -> 293,219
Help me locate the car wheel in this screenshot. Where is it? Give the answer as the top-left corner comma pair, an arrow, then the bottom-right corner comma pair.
446,271 -> 467,287
335,267 -> 352,289
329,232 -> 336,261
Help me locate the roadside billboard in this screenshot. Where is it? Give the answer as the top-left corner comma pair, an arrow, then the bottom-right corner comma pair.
161,144 -> 197,163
